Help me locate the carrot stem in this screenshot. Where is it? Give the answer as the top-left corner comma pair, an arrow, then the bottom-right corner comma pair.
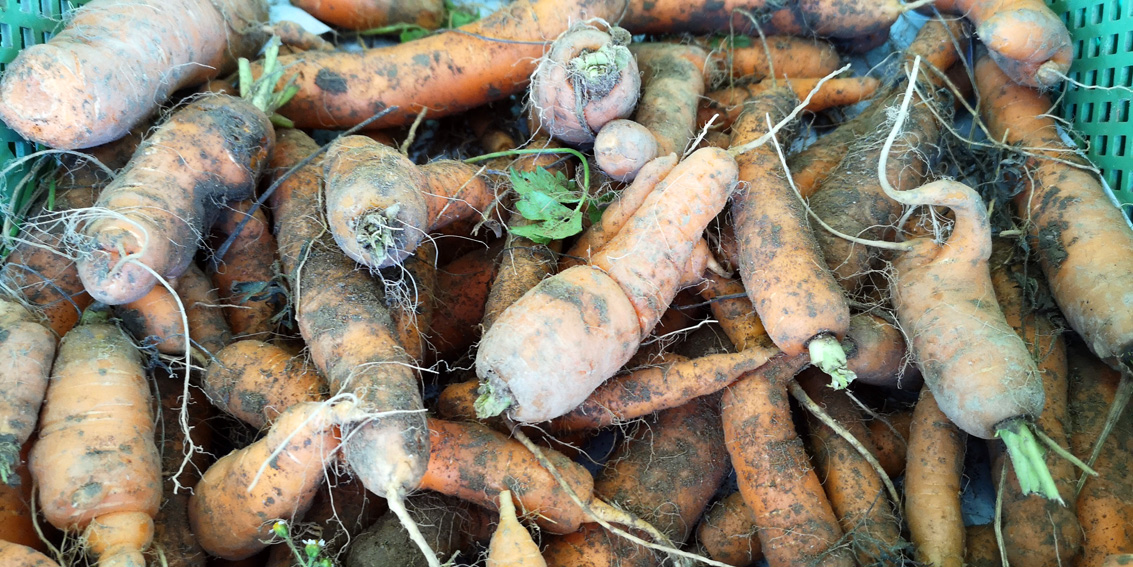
474,381 -> 513,419
807,334 -> 857,389
997,418 -> 1063,504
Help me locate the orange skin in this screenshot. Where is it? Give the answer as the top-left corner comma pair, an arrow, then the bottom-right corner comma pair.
798,369 -> 903,565
696,491 -> 763,567
530,26 -> 639,145
323,135 -> 496,269
77,95 -> 275,305
729,85 -> 850,358
704,36 -> 841,83
593,119 -> 660,182
477,148 -> 738,423
906,388 -> 966,567
267,130 -> 428,503
188,402 -> 339,560
699,76 -> 882,130
0,300 -> 56,485
0,0 -> 266,149
419,418 -> 597,534
721,353 -> 854,567
117,264 -> 232,359
696,273 -> 773,353
866,410 -> 913,478
482,233 -> 560,334
965,524 -> 1001,567
203,340 -> 326,430
0,442 -> 45,550
389,242 -> 438,363
209,200 -> 283,338
988,247 -> 1081,567
1068,347 -> 1133,567
291,0 -> 445,30
29,313 -> 162,567
0,541 -> 61,567
430,242 -> 501,360
488,491 -> 546,567
785,107 -> 884,200
629,43 -> 708,158
901,19 -> 971,83
620,0 -> 905,39
976,56 -> 1133,366
151,375 -> 211,567
931,0 -> 1071,87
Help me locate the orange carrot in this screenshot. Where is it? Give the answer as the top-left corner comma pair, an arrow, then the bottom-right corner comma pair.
696,273 -> 773,353
629,43 -> 708,158
117,264 -> 232,359
965,524 -> 1002,567
29,306 -> 162,567
0,541 -> 61,567
593,119 -> 661,182
698,76 -> 882,130
388,242 -> 438,364
695,492 -> 763,567
203,340 -> 326,429
0,0 -> 267,149
866,410 -> 912,478
291,0 -> 445,30
0,300 -> 56,485
429,242 -> 501,359
209,200 -> 283,339
487,490 -> 545,567
703,36 -> 841,83
906,388 -> 967,567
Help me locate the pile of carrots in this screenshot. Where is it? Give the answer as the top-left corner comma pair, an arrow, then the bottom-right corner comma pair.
1,0 -> 1131,566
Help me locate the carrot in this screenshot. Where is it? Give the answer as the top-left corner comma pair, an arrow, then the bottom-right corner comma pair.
267,130 -> 429,531
475,147 -> 738,422
429,242 -> 501,359
0,0 -> 267,149
208,200 -> 283,338
487,490 -> 545,567
841,314 -> 911,388
291,0 -> 445,30
0,541 -> 60,567
1068,346 -> 1133,567
151,375 -> 211,567
0,442 -> 44,551
696,273 -> 773,353
268,20 -> 335,52
620,0 -> 913,40
117,264 -> 232,360
965,524 -> 1003,567
698,76 -> 882,131
188,401 -> 339,560
388,241 -> 438,364
988,244 -> 1081,567
931,0 -> 1071,87
1104,555 -> 1133,567
0,300 -> 56,485
905,388 -> 967,567
345,493 -> 494,567
703,36 -> 841,84
721,353 -> 854,567
323,135 -> 496,269
203,340 -> 326,429
29,306 -> 162,567
975,55 -> 1133,373
530,24 -> 639,145
728,84 -> 855,387
695,492 -> 763,567
866,410 -> 912,478
798,369 -> 904,565
628,43 -> 708,159
593,119 -> 661,182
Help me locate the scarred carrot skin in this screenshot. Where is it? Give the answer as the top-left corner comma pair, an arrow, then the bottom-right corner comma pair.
76,95 -> 274,305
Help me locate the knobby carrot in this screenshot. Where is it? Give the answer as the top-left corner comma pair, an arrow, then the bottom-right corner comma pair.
0,300 -> 56,485
906,388 -> 967,567
203,340 -> 326,429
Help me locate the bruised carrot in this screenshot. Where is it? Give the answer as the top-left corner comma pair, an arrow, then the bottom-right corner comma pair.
698,76 -> 882,130
0,541 -> 60,567
629,43 -> 708,158
530,24 -> 639,145
209,200 -> 283,338
728,84 -> 854,387
695,492 -> 763,567
291,0 -> 445,30
905,388 -> 966,567
476,148 -> 738,422
203,340 -> 326,429
487,490 -> 545,567
29,306 -> 162,567
0,300 -> 56,485
323,135 -> 496,269
188,401 -> 339,560
0,0 -> 267,149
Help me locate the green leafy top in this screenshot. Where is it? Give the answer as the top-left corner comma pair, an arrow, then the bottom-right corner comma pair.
508,167 -> 586,244
237,37 -> 300,127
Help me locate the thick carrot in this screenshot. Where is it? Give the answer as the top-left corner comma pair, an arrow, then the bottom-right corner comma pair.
29,307 -> 162,567
209,200 -> 283,338
0,300 -> 56,485
0,0 -> 267,149
76,95 -> 275,305
698,76 -> 882,130
976,55 -> 1133,371
188,401 -> 339,560
798,369 -> 904,565
476,148 -> 738,422
323,135 -> 496,269
722,353 -> 854,567
203,340 -> 326,429
703,36 -> 841,84
905,388 -> 967,567
866,410 -> 912,478
291,0 -> 445,30
0,541 -> 60,567
530,24 -> 639,145
729,84 -> 854,387
932,0 -> 1071,87
117,264 -> 232,359
487,490 -> 545,567
629,43 -> 708,158
695,492 -> 763,567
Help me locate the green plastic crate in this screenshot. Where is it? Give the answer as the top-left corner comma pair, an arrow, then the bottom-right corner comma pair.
1048,0 -> 1133,214
1,0 -> 92,204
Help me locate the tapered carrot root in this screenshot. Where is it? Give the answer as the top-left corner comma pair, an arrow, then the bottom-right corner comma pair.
188,401 -> 339,560
699,76 -> 882,130
29,307 -> 162,567
0,541 -> 61,567
292,0 -> 445,30
487,490 -> 545,567
704,36 -> 841,83
203,340 -> 326,429
722,353 -> 854,567
0,0 -> 267,149
629,43 -> 708,158
77,95 -> 274,305
117,264 -> 232,360
696,492 -> 763,567
209,201 -> 283,338
906,389 -> 966,567
323,135 -> 495,269
0,300 -> 56,485
530,24 -> 639,145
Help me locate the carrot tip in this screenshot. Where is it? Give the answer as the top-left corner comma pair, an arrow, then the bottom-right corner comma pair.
807,334 -> 856,389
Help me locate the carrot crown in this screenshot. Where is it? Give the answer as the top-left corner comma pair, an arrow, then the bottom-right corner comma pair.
237,37 -> 300,128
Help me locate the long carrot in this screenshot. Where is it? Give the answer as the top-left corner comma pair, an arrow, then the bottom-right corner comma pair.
906,388 -> 967,567
208,200 -> 283,338
203,340 -> 326,429
0,300 -> 56,485
291,0 -> 446,30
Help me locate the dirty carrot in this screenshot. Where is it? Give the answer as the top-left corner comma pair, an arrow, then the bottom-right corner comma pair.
209,200 -> 283,338
203,340 -> 326,429
0,299 -> 56,485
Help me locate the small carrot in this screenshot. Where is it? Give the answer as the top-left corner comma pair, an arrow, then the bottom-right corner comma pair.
209,200 -> 284,338
906,388 -> 967,567
488,490 -> 545,567
593,119 -> 661,182
0,299 -> 56,485
698,76 -> 882,130
695,492 -> 763,567
203,340 -> 326,429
